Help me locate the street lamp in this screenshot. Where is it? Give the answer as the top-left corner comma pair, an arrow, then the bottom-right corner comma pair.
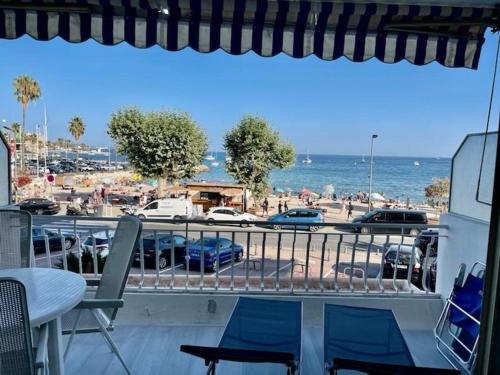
368,134 -> 379,212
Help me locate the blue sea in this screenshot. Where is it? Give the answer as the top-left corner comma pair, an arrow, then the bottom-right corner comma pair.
196,154 -> 451,204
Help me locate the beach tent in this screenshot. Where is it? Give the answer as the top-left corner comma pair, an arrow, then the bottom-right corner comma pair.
370,192 -> 386,202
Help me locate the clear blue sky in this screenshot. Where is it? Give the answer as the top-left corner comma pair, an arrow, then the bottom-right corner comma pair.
1,33 -> 498,157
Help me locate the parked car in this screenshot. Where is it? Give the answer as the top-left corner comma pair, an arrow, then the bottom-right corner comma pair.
205,207 -> 258,227
80,230 -> 116,258
107,193 -> 136,205
351,209 -> 427,235
133,234 -> 187,269
32,227 -> 76,254
187,237 -> 244,272
134,198 -> 193,220
415,230 -> 439,291
18,198 -> 60,215
381,245 -> 422,284
267,208 -> 324,232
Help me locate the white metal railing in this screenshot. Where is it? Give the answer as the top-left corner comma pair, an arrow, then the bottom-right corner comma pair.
32,216 -> 445,295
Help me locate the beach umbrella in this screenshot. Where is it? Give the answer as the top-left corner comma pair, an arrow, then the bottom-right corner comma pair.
323,184 -> 334,195
301,188 -> 311,195
370,193 -> 385,202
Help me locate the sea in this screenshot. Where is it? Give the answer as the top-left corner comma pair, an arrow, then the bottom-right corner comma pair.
72,151 -> 451,204
196,154 -> 451,204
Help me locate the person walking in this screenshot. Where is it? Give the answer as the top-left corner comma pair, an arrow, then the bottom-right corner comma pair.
263,198 -> 269,216
278,200 -> 283,214
284,201 -> 288,212
347,201 -> 353,219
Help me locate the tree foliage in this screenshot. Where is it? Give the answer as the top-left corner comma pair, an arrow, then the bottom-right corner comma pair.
224,115 -> 295,201
425,177 -> 450,206
68,116 -> 86,142
108,108 -> 208,184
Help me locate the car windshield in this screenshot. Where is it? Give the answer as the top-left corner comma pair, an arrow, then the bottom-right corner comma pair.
193,239 -> 218,248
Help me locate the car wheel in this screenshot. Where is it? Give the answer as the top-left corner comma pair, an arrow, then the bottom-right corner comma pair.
235,251 -> 243,262
137,214 -> 146,220
207,218 -> 215,226
361,227 -> 370,234
309,226 -> 319,232
64,239 -> 73,250
159,256 -> 168,270
37,209 -> 44,215
240,220 -> 249,228
410,228 -> 419,236
273,224 -> 282,230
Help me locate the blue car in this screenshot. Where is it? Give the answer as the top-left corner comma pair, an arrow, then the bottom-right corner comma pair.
268,208 -> 324,232
187,237 -> 244,272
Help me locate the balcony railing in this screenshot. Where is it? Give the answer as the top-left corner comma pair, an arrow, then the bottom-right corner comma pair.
32,216 -> 445,296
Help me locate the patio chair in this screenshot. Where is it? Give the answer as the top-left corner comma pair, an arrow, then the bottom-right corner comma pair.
0,278 -> 49,375
0,209 -> 32,268
434,262 -> 485,374
62,215 -> 142,375
181,297 -> 302,374
324,304 -> 459,375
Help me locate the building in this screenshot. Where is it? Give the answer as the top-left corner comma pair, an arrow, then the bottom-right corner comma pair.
185,182 -> 247,212
0,132 -> 11,205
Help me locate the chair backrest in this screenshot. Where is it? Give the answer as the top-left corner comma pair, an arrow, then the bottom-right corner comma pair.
0,278 -> 34,375
0,210 -> 32,269
95,215 -> 142,320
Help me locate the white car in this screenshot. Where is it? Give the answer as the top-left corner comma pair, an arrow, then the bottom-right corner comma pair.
205,207 -> 258,227
80,230 -> 116,258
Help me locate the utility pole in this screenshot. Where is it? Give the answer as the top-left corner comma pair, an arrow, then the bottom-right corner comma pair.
368,134 -> 379,212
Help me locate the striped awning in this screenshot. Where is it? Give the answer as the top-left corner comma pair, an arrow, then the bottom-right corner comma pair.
0,1 -> 498,69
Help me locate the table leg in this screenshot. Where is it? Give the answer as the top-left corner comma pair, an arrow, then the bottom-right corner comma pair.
48,317 -> 65,375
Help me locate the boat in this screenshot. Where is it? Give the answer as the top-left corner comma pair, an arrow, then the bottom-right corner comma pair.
211,152 -> 220,167
204,153 -> 215,161
414,161 -> 420,166
302,151 -> 312,164
360,155 -> 366,163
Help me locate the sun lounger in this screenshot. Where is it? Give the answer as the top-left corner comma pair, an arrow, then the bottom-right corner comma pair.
324,304 -> 459,375
181,297 -> 302,374
435,262 -> 485,373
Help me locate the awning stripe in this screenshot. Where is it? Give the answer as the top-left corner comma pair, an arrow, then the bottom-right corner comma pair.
0,0 -> 497,69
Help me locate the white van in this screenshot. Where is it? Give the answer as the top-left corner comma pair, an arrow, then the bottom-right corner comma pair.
134,198 -> 193,220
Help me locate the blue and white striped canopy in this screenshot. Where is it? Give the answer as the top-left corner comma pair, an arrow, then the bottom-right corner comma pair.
0,1 -> 498,69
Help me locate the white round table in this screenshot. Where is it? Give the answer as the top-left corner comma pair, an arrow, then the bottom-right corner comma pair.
0,267 -> 86,375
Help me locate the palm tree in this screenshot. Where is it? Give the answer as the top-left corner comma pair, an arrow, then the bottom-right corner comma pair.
13,76 -> 41,170
68,116 -> 85,171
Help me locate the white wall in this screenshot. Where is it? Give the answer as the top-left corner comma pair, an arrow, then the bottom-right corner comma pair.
0,135 -> 9,206
436,212 -> 489,297
450,132 -> 496,222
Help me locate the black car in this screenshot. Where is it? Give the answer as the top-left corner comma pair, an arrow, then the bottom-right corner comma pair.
352,209 -> 427,235
32,227 -> 76,254
18,198 -> 61,215
382,245 -> 422,284
107,194 -> 137,205
133,234 -> 187,269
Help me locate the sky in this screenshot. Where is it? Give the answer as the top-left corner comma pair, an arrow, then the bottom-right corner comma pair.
0,33 -> 498,157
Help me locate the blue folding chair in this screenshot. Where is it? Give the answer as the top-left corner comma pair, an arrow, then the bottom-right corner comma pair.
324,304 -> 459,375
435,262 -> 485,374
181,297 -> 302,374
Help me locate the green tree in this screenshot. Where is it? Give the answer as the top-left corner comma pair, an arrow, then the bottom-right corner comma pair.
224,115 -> 295,202
425,177 -> 450,207
13,75 -> 41,170
68,116 -> 86,172
108,108 -> 208,195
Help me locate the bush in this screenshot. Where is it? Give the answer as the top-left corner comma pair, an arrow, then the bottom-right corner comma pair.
58,250 -> 106,274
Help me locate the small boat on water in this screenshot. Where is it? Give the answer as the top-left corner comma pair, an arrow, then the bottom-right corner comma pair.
211,152 -> 220,167
414,161 -> 420,166
360,155 -> 366,163
205,153 -> 215,161
302,151 -> 312,164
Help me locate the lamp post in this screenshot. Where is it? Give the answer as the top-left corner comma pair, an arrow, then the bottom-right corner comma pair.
368,134 -> 379,212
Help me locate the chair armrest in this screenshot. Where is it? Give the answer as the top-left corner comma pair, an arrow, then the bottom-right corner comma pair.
34,324 -> 49,369
85,278 -> 100,287
331,358 -> 460,375
75,299 -> 124,309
